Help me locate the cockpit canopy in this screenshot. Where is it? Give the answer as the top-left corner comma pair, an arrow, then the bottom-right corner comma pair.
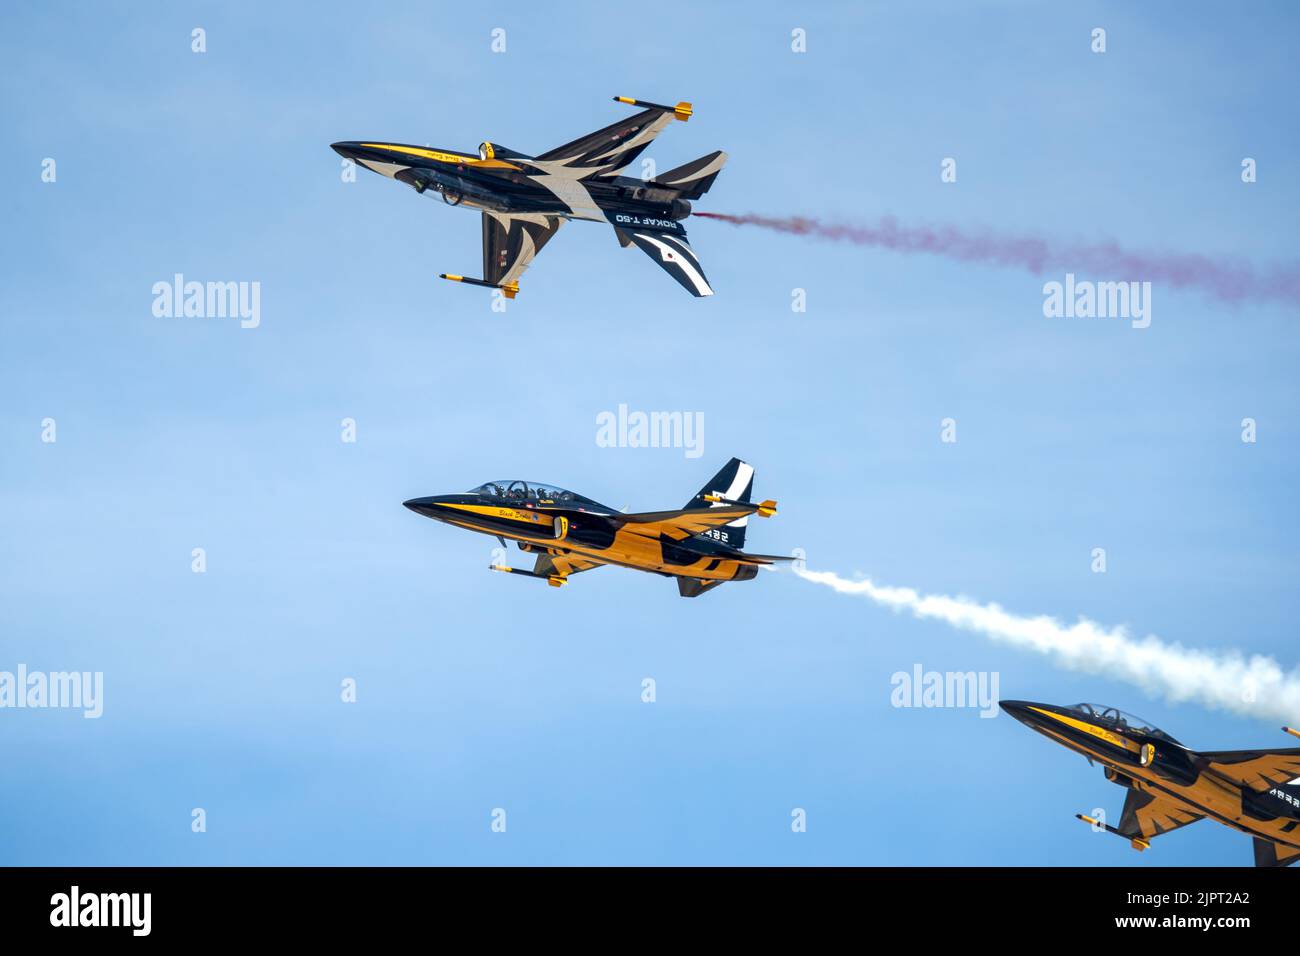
468,480 -> 599,506
477,142 -> 530,162
1068,703 -> 1180,743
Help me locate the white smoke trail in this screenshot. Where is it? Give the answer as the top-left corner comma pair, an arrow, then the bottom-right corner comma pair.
795,567 -> 1300,724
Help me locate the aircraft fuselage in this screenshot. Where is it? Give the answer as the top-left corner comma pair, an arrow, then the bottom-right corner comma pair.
1002,700 -> 1300,853
331,141 -> 692,231
404,493 -> 758,582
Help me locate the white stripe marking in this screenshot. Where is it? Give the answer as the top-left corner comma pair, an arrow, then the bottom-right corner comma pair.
634,233 -> 713,296
716,462 -> 754,528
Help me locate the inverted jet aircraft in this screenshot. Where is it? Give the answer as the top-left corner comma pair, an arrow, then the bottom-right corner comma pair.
403,458 -> 787,597
1001,699 -> 1300,866
332,96 -> 726,298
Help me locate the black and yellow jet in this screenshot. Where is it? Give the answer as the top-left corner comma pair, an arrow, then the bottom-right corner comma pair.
403,458 -> 788,597
332,96 -> 726,298
1001,699 -> 1300,866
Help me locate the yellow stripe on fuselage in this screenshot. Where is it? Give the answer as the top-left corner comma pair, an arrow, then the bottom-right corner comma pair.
434,501 -> 552,525
1029,706 -> 1136,750
359,144 -> 519,169
1030,712 -> 1300,849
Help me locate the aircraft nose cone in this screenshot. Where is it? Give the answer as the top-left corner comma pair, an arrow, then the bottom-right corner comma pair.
331,141 -> 361,160
403,496 -> 441,518
999,700 -> 1033,723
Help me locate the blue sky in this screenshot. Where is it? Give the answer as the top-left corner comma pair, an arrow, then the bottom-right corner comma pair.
1,0 -> 1298,865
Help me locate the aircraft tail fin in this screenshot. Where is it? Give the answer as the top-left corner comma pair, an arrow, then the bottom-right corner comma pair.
684,457 -> 755,549
616,226 -> 714,297
653,150 -> 728,199
1253,837 -> 1300,867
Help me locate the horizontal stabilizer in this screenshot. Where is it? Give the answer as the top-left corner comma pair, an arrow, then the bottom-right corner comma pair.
653,150 -> 728,199
732,552 -> 796,565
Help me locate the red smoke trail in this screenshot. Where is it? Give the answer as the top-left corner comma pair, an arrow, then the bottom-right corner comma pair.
694,212 -> 1300,304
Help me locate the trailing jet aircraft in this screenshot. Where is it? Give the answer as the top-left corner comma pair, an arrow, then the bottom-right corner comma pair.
332,97 -> 726,298
403,458 -> 787,597
1001,699 -> 1300,866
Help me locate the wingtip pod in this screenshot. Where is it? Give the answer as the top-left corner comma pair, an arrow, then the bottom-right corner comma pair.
1075,812 -> 1148,851
491,563 -> 566,588
700,493 -> 776,516
440,274 -> 520,298
1284,726 -> 1300,740
613,96 -> 692,121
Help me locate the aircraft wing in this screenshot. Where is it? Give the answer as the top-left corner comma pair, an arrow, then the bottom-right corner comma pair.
536,106 -> 677,177
615,225 -> 714,297
483,212 -> 564,289
1199,747 -> 1300,791
1117,788 -> 1205,843
533,552 -> 605,578
618,505 -> 758,541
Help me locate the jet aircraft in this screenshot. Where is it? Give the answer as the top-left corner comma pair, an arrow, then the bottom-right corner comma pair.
403,458 -> 787,597
332,96 -> 726,298
1001,699 -> 1300,866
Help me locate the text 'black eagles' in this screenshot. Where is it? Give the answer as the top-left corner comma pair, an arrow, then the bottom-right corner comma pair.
333,97 -> 727,299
